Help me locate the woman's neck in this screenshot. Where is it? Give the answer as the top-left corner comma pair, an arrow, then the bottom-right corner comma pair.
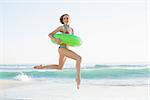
64,24 -> 69,27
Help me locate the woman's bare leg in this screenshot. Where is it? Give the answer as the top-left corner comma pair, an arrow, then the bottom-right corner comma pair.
34,52 -> 66,70
59,48 -> 81,89
33,48 -> 81,89
42,55 -> 66,70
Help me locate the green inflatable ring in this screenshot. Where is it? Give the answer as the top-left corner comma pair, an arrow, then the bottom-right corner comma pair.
51,32 -> 82,46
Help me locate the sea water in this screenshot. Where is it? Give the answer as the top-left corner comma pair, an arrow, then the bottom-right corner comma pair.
0,63 -> 149,86
0,64 -> 149,100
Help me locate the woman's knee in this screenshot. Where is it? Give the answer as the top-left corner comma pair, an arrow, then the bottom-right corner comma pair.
77,55 -> 82,62
57,64 -> 64,70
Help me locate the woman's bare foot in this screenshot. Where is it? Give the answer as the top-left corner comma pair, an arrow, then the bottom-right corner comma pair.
33,65 -> 46,69
76,77 -> 81,89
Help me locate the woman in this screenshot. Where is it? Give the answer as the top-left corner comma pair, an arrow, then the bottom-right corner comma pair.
34,14 -> 81,89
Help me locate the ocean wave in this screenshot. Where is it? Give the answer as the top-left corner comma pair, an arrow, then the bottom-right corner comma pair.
0,67 -> 149,80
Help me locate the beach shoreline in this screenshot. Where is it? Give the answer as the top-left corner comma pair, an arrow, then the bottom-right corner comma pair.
0,79 -> 149,100
0,80 -> 31,90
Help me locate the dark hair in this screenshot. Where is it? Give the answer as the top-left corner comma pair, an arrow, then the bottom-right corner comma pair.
60,14 -> 69,24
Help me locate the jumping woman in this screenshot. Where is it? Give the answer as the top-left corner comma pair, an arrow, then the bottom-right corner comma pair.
34,14 -> 81,89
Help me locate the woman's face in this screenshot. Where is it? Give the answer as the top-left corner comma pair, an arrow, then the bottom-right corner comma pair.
63,15 -> 70,24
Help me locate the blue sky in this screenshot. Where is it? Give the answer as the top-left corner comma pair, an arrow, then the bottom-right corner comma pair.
0,0 -> 148,64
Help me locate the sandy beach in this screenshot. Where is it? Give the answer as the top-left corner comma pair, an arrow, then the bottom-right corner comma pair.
0,79 -> 149,100
0,80 -> 27,89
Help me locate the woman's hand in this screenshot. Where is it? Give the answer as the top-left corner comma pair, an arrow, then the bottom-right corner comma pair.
54,38 -> 62,44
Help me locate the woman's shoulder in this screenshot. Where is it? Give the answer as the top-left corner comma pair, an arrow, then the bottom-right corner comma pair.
55,26 -> 63,31
56,25 -> 64,33
57,25 -> 63,29
57,25 -> 74,33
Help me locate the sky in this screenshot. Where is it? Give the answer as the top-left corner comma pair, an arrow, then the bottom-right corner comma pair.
0,0 -> 149,64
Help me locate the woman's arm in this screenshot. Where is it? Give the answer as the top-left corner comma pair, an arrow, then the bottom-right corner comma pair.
48,26 -> 62,43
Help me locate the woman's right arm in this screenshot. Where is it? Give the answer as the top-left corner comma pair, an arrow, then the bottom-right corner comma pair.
48,26 -> 62,43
